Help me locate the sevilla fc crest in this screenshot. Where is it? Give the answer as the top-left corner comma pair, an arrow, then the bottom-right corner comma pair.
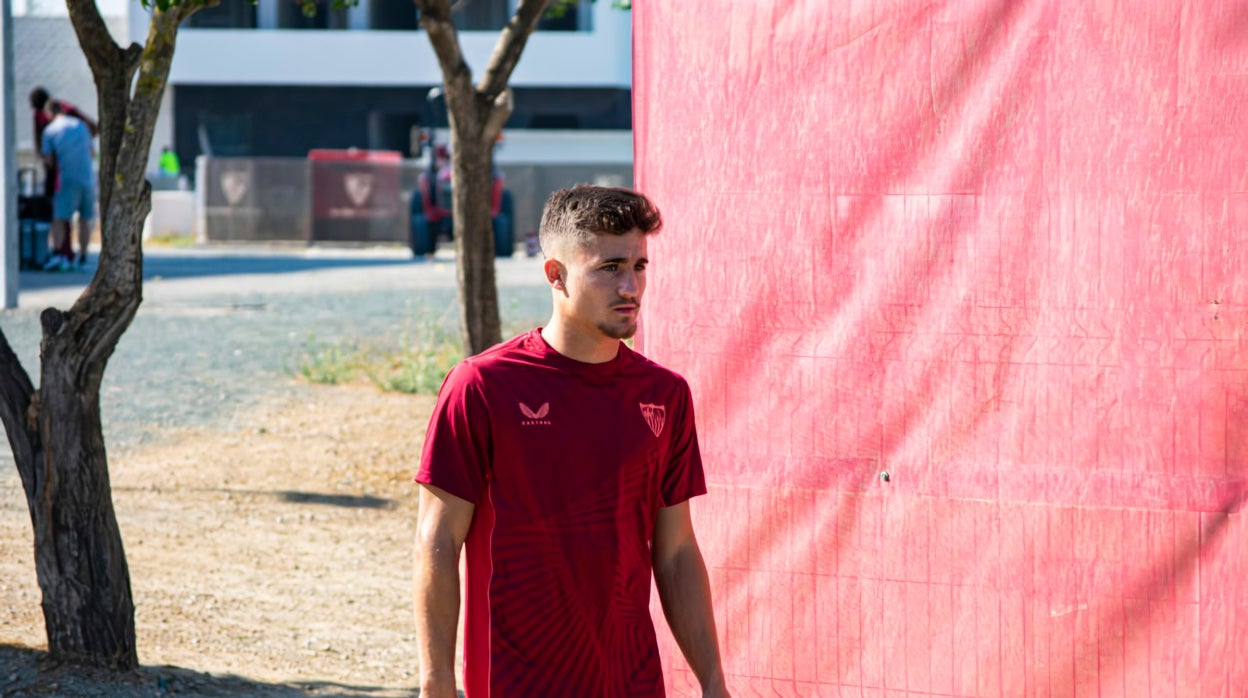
343,172 -> 375,207
220,170 -> 249,206
639,403 -> 666,437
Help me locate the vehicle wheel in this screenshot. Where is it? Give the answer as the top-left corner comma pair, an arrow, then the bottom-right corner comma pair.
499,189 -> 514,218
411,215 -> 433,256
493,214 -> 514,258
493,190 -> 515,257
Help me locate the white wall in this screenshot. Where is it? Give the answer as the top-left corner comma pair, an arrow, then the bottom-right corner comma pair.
495,129 -> 632,165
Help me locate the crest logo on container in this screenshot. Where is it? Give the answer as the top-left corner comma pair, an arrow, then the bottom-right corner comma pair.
221,171 -> 249,206
343,172 -> 375,207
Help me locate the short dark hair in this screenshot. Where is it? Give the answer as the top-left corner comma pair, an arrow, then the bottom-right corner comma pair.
539,185 -> 662,255
47,100 -> 64,115
29,87 -> 49,111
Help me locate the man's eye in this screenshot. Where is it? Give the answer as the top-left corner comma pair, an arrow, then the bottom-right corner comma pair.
602,264 -> 619,272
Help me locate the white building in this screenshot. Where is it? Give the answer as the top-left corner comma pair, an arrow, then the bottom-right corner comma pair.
128,0 -> 633,176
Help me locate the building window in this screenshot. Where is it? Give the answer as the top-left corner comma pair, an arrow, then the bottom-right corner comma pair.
452,0 -> 508,30
197,111 -> 253,157
536,0 -> 591,32
187,0 -> 257,29
371,0 -> 419,30
277,0 -> 348,29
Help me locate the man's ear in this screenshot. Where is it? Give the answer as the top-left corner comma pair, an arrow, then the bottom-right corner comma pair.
543,258 -> 566,291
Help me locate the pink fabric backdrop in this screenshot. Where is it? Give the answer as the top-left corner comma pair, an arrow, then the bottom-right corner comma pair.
634,2 -> 1248,694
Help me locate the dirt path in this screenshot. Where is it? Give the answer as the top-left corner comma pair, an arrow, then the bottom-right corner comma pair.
1,381 -> 441,697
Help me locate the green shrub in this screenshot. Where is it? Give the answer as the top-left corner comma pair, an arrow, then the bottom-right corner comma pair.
369,306 -> 463,394
294,339 -> 362,385
290,299 -> 545,395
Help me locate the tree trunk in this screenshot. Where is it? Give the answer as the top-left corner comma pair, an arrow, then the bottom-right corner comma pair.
416,0 -> 548,356
0,1 -> 188,669
32,308 -> 138,668
1,328 -> 137,669
449,125 -> 503,355
0,178 -> 146,671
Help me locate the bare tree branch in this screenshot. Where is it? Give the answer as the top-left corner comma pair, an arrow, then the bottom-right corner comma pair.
68,8 -> 188,364
417,0 -> 474,102
124,7 -> 183,171
179,0 -> 219,23
122,41 -> 143,75
64,0 -> 122,75
483,87 -> 513,142
478,0 -> 549,99
0,328 -> 37,496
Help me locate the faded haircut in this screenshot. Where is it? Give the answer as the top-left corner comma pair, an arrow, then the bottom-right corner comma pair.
538,185 -> 662,256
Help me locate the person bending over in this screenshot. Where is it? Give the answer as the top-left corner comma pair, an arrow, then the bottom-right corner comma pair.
39,100 -> 97,270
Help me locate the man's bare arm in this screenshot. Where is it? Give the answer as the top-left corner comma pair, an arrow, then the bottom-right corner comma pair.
653,501 -> 730,697
414,483 -> 474,698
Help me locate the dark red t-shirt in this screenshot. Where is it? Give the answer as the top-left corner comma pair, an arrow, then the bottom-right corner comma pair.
417,329 -> 707,697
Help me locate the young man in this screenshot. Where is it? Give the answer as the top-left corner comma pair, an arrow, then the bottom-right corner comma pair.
39,100 -> 97,270
414,186 -> 730,697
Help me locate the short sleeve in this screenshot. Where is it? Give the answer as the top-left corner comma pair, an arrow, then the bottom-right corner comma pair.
416,361 -> 492,504
660,379 -> 707,507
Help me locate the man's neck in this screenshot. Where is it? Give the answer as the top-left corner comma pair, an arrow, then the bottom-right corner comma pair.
540,321 -> 620,364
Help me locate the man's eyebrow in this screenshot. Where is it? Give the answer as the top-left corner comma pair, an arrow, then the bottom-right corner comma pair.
599,256 -> 648,265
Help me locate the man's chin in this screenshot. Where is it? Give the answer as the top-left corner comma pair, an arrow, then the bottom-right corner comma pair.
598,322 -> 638,341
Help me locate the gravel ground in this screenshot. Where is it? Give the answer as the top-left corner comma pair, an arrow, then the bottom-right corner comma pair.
0,244 -> 551,696
1,245 -> 550,462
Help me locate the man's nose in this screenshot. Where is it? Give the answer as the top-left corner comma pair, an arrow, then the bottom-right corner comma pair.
619,271 -> 639,298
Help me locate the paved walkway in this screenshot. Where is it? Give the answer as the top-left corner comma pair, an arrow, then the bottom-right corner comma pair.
14,244 -> 546,310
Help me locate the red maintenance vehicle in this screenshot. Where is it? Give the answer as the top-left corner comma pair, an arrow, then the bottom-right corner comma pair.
409,134 -> 514,258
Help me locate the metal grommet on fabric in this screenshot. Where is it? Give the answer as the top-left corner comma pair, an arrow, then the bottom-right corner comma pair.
879,471 -> 890,483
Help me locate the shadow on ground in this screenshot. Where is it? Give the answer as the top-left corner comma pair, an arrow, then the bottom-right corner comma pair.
109,486 -> 398,511
278,491 -> 394,509
0,644 -> 427,697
